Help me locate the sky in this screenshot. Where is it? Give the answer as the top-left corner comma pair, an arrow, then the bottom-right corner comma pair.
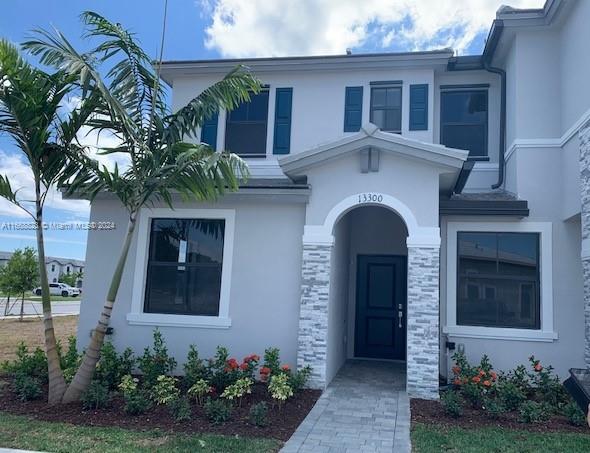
0,0 -> 543,261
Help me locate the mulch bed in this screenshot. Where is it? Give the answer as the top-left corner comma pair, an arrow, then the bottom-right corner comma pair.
411,398 -> 590,434
0,379 -> 321,442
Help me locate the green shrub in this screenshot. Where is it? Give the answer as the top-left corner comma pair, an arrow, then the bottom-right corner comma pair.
441,390 -> 463,418
221,377 -> 252,406
563,402 -> 586,427
289,366 -> 312,392
167,397 -> 192,422
187,379 -> 211,406
527,356 -> 568,409
206,346 -> 239,392
249,401 -> 269,427
518,401 -> 552,423
151,375 -> 179,405
59,336 -> 80,382
262,347 -> 281,376
81,380 -> 110,410
497,381 -> 526,411
461,382 -> 484,409
138,329 -> 176,388
268,373 -> 293,404
4,343 -> 47,382
204,397 -> 232,425
123,391 -> 152,415
483,397 -> 504,420
95,342 -> 135,390
14,374 -> 42,401
184,345 -> 208,387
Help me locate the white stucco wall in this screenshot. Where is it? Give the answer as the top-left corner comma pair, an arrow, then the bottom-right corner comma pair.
78,196 -> 306,370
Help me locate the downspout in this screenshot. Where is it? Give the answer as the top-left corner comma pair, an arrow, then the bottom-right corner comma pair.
482,19 -> 506,190
484,61 -> 506,190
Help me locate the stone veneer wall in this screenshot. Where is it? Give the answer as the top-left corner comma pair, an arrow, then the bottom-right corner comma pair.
296,243 -> 332,388
580,123 -> 590,367
406,245 -> 440,400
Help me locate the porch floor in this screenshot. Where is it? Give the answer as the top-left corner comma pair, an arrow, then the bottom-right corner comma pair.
281,360 -> 410,453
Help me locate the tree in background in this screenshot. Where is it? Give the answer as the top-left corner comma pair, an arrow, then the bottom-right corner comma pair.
58,271 -> 83,288
0,40 -> 98,404
26,11 -> 261,403
0,248 -> 40,320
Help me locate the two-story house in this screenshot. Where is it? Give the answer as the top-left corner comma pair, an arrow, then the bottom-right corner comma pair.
77,0 -> 589,399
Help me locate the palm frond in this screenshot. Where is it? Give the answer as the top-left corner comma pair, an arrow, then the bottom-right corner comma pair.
163,65 -> 261,144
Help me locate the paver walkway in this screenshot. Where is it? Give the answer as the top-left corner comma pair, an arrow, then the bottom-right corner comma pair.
282,360 -> 411,453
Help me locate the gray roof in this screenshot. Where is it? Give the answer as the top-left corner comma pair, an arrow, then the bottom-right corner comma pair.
0,251 -> 84,267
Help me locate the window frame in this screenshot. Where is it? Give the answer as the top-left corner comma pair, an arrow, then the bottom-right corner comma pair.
456,231 -> 541,330
444,221 -> 556,342
440,88 -> 489,161
128,207 -> 235,329
224,88 -> 270,158
369,83 -> 402,133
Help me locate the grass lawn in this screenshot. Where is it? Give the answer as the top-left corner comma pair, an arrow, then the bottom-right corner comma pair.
0,315 -> 78,361
0,413 -> 280,452
412,423 -> 590,453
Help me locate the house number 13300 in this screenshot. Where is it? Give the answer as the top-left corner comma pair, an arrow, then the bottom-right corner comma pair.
357,193 -> 383,203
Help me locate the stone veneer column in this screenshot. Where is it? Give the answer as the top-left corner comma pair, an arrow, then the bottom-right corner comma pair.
580,122 -> 590,368
296,242 -> 332,389
406,245 -> 440,400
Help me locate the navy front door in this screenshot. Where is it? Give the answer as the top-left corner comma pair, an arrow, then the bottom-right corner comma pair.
355,255 -> 406,360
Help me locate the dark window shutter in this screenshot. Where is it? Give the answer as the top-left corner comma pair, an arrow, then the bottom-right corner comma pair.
344,86 -> 363,132
409,84 -> 428,131
200,111 -> 219,150
273,88 -> 293,155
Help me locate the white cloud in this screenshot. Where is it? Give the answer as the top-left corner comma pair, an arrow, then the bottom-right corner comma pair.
0,150 -> 90,219
202,0 -> 543,57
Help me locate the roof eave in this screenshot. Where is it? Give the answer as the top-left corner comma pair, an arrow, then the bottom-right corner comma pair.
279,123 -> 468,177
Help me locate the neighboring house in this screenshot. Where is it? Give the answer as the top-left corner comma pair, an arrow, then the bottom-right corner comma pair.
0,252 -> 85,288
77,0 -> 589,399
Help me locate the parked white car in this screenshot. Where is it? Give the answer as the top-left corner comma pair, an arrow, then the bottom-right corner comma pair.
33,283 -> 80,297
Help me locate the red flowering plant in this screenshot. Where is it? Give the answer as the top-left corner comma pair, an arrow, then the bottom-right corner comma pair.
527,355 -> 568,408
451,352 -> 497,408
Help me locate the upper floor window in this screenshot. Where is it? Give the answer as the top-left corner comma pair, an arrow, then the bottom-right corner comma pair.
441,89 -> 488,159
225,90 -> 269,157
457,232 -> 540,330
370,85 -> 402,133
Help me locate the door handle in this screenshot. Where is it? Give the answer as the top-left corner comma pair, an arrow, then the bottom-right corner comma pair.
398,310 -> 403,329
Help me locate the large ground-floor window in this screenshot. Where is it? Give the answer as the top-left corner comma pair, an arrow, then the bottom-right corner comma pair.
128,208 -> 235,328
457,231 -> 540,329
444,221 -> 555,342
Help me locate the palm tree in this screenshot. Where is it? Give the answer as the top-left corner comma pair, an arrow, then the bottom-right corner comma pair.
24,11 -> 262,403
0,39 -> 98,404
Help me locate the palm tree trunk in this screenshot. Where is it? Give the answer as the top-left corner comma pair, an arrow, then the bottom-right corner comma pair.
35,186 -> 67,405
62,215 -> 137,403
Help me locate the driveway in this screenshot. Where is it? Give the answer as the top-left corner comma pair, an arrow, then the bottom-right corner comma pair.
0,299 -> 80,318
281,360 -> 411,453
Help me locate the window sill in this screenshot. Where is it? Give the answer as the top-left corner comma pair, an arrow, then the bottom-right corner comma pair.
443,325 -> 557,342
126,313 -> 231,329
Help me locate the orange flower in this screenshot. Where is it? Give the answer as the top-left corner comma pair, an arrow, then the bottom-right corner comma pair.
452,366 -> 461,375
281,364 -> 291,371
472,376 -> 481,384
534,363 -> 543,372
239,362 -> 249,371
260,366 -> 271,375
453,378 -> 462,386
490,371 -> 497,381
483,380 -> 491,387
478,369 -> 485,377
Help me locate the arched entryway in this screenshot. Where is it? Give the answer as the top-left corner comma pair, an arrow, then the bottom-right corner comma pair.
297,192 -> 441,400
325,206 -> 408,384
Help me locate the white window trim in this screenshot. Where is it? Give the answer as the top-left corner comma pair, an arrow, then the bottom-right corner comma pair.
127,207 -> 235,329
443,221 -> 557,342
